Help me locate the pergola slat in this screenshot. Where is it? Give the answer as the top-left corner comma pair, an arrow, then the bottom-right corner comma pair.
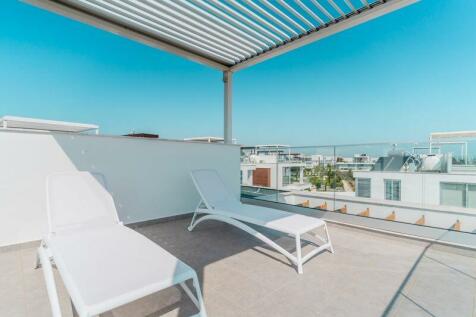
278,0 -> 316,29
157,0 -> 259,55
111,0 -> 246,61
136,0 -> 254,58
227,0 -> 290,41
296,0 -> 325,26
343,0 -> 357,12
327,0 -> 347,17
261,1 -> 308,33
246,1 -> 298,37
192,0 -> 278,47
70,0 -> 238,64
310,0 -> 336,21
172,0 -> 267,52
207,0 -> 284,44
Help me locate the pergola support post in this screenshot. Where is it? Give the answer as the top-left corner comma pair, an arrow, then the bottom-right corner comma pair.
223,70 -> 233,144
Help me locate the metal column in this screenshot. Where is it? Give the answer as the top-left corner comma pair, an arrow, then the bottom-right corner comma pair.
223,70 -> 233,144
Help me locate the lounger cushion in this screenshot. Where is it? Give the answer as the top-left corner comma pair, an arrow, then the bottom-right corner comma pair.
47,225 -> 194,314
202,204 -> 326,235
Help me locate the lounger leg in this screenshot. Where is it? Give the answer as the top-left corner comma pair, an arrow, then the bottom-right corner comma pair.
324,223 -> 334,254
34,251 -> 41,269
188,200 -> 203,231
180,275 -> 207,317
38,245 -> 62,317
188,212 -> 198,232
192,274 -> 207,317
295,235 -> 303,274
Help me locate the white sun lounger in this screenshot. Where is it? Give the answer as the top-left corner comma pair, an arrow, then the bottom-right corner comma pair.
188,169 -> 334,274
37,172 -> 207,317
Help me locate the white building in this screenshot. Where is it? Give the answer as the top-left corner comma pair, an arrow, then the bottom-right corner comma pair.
354,152 -> 476,209
308,153 -> 375,171
241,145 -> 309,191
335,154 -> 376,171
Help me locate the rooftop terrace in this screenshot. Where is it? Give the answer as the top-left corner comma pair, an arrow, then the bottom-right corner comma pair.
3,2 -> 474,316
2,215 -> 475,317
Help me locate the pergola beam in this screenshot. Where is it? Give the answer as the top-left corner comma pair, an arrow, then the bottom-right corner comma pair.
25,0 -> 418,72
25,0 -> 230,71
230,0 -> 418,72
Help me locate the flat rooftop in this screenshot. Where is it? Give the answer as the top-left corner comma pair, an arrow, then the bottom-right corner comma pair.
0,116 -> 99,133
1,216 -> 475,317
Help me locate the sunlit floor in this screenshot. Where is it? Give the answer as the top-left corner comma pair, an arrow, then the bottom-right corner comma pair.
1,217 -> 475,317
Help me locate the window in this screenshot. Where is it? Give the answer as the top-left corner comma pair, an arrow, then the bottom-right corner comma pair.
247,170 -> 253,184
467,185 -> 476,208
356,178 -> 371,198
282,167 -> 300,186
282,167 -> 291,186
384,179 -> 401,201
440,182 -> 476,208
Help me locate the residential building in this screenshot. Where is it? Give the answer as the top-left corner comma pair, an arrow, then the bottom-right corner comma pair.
241,145 -> 309,191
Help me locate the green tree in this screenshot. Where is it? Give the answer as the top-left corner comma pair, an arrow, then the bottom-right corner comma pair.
309,176 -> 322,189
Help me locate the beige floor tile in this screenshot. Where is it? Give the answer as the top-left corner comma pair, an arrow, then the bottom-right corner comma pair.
2,218 -> 476,317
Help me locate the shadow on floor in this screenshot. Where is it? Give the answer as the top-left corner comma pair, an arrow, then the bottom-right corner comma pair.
381,231 -> 476,317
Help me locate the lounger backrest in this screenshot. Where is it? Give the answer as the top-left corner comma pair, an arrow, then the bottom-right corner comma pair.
46,171 -> 120,234
191,169 -> 239,209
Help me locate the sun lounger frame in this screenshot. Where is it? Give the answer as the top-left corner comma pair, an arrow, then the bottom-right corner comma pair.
188,170 -> 334,274
37,172 -> 207,317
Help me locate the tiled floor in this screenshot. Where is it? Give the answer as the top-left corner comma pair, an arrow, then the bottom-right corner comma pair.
1,218 -> 476,317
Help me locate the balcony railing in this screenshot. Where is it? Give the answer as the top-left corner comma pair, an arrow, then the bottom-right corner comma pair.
241,141 -> 476,248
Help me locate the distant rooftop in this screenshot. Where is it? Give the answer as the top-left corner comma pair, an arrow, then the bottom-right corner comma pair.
184,136 -> 224,143
184,136 -> 237,144
0,116 -> 99,134
430,131 -> 476,140
371,153 -> 409,172
255,144 -> 290,148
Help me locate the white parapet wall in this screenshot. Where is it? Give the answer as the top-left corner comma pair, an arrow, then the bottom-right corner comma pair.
273,191 -> 476,232
0,130 -> 240,247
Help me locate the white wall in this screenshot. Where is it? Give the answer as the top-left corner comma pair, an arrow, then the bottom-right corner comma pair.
0,130 -> 240,247
276,191 -> 476,232
354,170 -> 476,206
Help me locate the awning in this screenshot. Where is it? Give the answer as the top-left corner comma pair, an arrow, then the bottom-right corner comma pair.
25,0 -> 418,71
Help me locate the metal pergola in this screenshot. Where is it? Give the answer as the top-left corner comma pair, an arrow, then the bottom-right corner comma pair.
25,0 -> 418,143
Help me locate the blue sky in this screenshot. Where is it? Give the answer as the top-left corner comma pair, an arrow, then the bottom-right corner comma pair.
1,1 -> 475,146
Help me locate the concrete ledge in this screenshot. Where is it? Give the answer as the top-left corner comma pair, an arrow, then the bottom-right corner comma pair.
242,197 -> 476,251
